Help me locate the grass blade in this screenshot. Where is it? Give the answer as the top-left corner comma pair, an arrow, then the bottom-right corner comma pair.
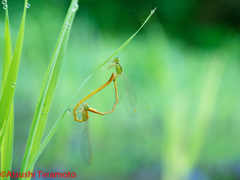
20,0 -> 79,177
1,5 -> 14,180
26,7 -> 156,171
1,6 -> 12,85
0,0 -> 28,148
97,7 -> 157,70
189,59 -> 225,165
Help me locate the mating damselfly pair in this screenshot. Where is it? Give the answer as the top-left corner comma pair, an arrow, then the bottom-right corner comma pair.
68,57 -> 150,165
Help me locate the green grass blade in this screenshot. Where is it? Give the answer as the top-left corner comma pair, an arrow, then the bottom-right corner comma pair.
97,7 -> 157,70
1,106 -> 14,180
20,0 -> 79,177
189,59 -> 225,165
0,0 -> 28,148
26,8 -> 156,171
1,7 -> 12,85
1,6 -> 14,180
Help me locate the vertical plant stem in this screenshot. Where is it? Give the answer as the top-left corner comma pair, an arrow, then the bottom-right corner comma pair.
1,6 -> 14,180
0,0 -> 28,149
19,1 -> 79,178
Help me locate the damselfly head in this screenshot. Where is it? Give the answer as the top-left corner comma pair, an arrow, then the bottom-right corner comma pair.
113,57 -> 120,63
83,102 -> 90,110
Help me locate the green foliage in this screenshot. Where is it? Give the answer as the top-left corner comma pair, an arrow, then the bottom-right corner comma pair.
1,5 -> 14,180
19,0 -> 79,178
0,0 -> 28,149
2,1 -> 240,180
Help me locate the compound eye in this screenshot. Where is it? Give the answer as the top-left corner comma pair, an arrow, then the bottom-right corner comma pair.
113,57 -> 120,62
84,103 -> 90,110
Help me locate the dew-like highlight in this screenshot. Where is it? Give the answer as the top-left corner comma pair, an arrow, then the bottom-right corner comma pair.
72,3 -> 78,12
65,23 -> 71,28
2,0 -> 7,5
11,82 -> 16,87
26,3 -> 30,8
3,4 -> 7,9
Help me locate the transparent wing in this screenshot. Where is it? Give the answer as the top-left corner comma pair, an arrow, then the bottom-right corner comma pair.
120,75 -> 137,118
80,121 -> 93,165
122,73 -> 151,114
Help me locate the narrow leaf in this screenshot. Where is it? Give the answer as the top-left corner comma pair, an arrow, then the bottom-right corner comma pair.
1,6 -> 14,180
20,0 -> 79,177
0,0 -> 28,148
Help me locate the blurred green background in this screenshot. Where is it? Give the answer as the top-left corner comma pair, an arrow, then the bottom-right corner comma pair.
1,0 -> 240,179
